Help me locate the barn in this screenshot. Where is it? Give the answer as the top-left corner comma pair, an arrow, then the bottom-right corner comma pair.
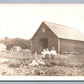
31,21 -> 84,54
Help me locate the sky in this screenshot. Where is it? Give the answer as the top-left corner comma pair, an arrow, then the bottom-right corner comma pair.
0,4 -> 84,39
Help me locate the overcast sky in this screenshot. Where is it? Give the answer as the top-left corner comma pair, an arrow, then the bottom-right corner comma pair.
0,4 -> 84,39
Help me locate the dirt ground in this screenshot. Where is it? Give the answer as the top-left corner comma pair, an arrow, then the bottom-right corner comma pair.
0,50 -> 84,76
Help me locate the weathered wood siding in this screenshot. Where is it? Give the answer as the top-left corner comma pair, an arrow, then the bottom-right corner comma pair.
32,22 -> 58,53
60,38 -> 84,53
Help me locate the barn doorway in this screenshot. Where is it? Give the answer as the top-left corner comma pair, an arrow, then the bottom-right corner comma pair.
39,38 -> 48,51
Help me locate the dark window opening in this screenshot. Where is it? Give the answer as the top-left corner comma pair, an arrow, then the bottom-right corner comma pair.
39,38 -> 48,51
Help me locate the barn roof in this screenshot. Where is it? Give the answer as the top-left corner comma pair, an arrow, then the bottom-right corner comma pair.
44,21 -> 84,41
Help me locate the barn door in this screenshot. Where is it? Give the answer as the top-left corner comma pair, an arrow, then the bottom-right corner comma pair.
39,38 -> 48,51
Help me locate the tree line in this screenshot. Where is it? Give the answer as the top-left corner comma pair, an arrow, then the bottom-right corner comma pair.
0,37 -> 31,50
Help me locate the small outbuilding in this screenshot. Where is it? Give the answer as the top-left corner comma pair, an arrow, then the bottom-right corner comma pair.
0,43 -> 6,52
31,21 -> 84,54
11,46 -> 21,52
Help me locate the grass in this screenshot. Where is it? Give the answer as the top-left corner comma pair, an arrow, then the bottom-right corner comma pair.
28,53 -> 84,76
0,50 -> 84,76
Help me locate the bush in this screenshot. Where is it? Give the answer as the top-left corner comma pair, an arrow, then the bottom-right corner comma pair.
8,59 -> 21,68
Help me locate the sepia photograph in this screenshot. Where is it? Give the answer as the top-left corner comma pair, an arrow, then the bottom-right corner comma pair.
0,3 -> 84,80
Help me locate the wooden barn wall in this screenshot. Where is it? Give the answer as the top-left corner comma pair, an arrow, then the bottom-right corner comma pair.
60,39 -> 84,53
32,23 -> 58,53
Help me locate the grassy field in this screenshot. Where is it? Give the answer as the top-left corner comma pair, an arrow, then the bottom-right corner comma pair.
0,50 -> 84,76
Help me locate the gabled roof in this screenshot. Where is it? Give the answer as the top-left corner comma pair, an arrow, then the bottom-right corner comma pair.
44,21 -> 84,41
